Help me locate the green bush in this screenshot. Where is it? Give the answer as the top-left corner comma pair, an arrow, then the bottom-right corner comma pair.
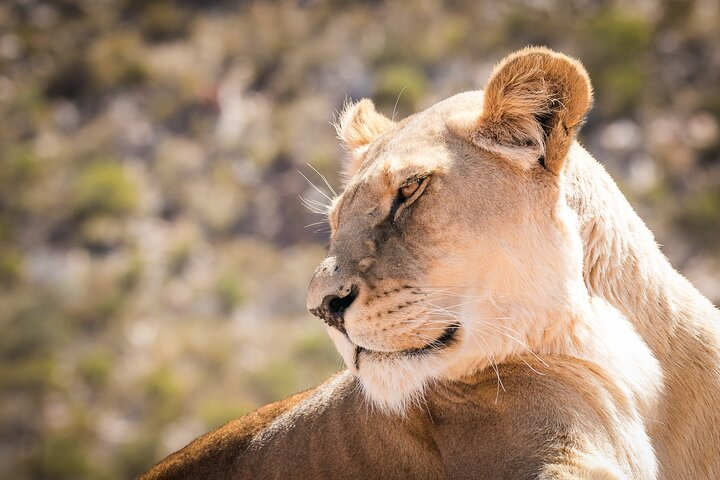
117,432 -> 161,479
375,64 -> 428,114
30,429 -> 96,480
677,187 -> 720,251
0,248 -> 23,288
77,350 -> 113,388
74,161 -> 138,219
143,367 -> 184,426
215,273 -> 246,313
583,9 -> 652,116
198,399 -> 255,430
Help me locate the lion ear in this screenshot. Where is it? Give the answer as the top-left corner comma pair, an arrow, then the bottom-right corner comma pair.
335,98 -> 395,178
454,47 -> 593,174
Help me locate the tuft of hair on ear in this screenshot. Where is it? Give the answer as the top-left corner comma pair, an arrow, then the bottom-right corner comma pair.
334,98 -> 395,179
471,46 -> 593,174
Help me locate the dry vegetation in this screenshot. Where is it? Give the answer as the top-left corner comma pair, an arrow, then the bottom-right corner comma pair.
0,0 -> 718,478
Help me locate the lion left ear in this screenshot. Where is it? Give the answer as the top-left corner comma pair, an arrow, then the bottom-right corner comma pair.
452,47 -> 593,175
335,99 -> 395,179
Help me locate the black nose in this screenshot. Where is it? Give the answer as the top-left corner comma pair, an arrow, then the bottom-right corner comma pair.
310,285 -> 358,334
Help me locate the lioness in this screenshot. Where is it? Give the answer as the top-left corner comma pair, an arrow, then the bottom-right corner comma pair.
142,48 -> 720,479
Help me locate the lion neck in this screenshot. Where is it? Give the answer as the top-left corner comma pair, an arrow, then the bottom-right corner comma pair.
562,143 -> 715,350
448,269 -> 661,416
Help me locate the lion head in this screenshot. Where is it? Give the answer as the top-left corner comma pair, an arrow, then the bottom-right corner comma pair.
307,47 -> 596,412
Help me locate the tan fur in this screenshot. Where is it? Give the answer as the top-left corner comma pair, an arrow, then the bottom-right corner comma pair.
564,143 -> 720,479
312,48 -> 660,418
142,358 -> 653,479
334,98 -> 395,179
142,48 -> 720,479
469,46 -> 593,173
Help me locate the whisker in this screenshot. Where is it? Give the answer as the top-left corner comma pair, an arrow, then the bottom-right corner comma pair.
304,197 -> 331,209
299,196 -> 322,214
304,220 -> 328,228
299,195 -> 330,214
424,304 -> 513,323
482,325 -> 548,373
461,323 -> 505,403
429,297 -> 487,311
491,322 -> 528,338
481,330 -> 537,379
392,85 -> 409,122
298,169 -> 334,203
306,163 -> 338,197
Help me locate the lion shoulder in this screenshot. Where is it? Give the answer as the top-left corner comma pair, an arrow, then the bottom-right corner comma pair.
139,382 -> 323,480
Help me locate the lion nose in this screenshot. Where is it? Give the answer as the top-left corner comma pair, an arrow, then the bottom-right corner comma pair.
307,257 -> 359,334
309,285 -> 358,335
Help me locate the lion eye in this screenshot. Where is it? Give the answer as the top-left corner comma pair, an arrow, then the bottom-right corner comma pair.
399,179 -> 423,200
389,175 -> 430,220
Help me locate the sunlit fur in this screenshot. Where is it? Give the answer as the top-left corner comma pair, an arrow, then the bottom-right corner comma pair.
318,88 -> 665,431
142,48 -> 720,480
311,48 -> 659,419
308,47 -> 720,478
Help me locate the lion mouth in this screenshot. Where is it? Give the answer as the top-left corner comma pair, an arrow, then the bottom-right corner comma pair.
353,323 -> 460,368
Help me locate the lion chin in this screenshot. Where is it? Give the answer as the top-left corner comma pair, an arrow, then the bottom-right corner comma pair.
326,324 -> 464,413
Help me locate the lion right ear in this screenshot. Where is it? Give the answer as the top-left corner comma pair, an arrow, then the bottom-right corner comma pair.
451,47 -> 593,175
335,99 -> 395,178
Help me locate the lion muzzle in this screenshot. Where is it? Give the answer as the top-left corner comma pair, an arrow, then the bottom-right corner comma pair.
307,256 -> 358,335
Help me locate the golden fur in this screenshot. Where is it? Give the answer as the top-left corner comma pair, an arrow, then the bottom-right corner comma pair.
142,47 -> 720,479
142,360 -> 654,479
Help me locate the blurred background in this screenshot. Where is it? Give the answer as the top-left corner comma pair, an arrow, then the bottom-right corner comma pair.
1,0 -> 719,478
